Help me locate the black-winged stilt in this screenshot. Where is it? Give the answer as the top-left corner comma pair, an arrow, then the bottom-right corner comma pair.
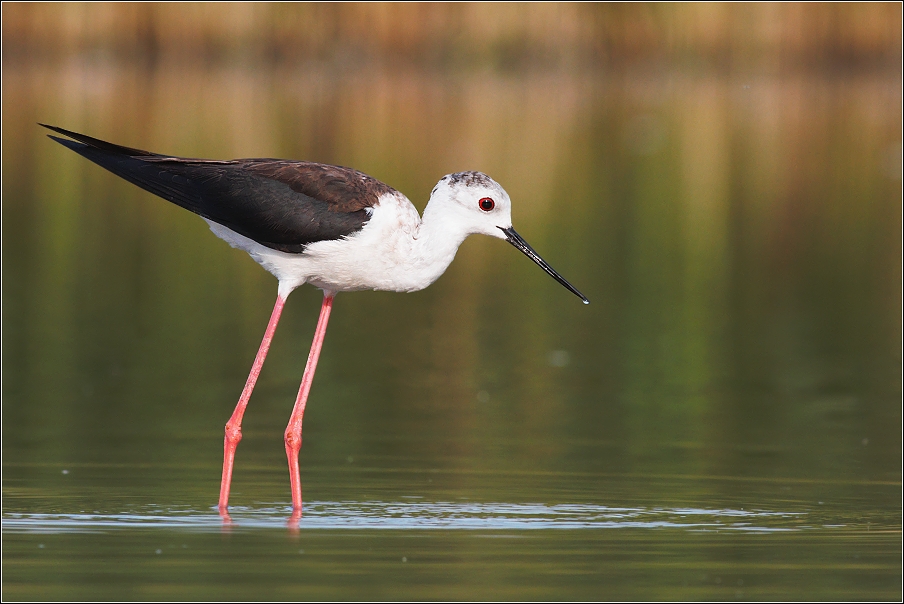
41,124 -> 588,516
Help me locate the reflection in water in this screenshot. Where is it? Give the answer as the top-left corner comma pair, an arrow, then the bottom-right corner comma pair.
5,501 -> 809,533
4,63 -> 899,486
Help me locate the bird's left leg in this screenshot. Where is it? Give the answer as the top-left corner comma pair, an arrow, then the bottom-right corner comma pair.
219,294 -> 286,512
285,292 -> 335,514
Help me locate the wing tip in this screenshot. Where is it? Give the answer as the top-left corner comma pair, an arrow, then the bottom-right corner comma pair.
38,123 -> 74,138
45,134 -> 86,152
40,124 -> 84,150
38,123 -> 164,159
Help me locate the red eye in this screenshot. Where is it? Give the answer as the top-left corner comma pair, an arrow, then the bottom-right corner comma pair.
479,197 -> 495,211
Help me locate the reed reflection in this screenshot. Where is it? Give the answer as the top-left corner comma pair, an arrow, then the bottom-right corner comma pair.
3,37 -> 900,511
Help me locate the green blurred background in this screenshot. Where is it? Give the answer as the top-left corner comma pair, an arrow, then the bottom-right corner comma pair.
3,3 -> 901,600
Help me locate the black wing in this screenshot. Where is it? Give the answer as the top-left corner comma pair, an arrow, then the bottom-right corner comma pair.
41,124 -> 396,253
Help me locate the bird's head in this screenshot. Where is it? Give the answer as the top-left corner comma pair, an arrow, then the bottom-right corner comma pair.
428,171 -> 588,304
429,171 -> 513,239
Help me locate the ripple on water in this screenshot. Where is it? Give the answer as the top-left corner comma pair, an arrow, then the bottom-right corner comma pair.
2,501 -> 812,533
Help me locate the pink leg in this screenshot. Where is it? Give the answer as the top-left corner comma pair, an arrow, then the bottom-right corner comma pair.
285,293 -> 335,513
218,294 -> 287,512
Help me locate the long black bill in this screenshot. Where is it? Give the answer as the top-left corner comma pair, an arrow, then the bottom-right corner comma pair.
499,227 -> 589,304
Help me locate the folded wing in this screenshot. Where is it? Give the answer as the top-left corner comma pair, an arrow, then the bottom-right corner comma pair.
41,124 -> 394,253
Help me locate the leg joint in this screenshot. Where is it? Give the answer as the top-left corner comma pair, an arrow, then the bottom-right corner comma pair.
225,423 -> 242,445
284,429 -> 302,452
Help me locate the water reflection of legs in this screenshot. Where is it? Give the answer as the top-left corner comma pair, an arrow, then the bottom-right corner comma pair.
220,508 -> 234,530
218,294 -> 287,513
288,507 -> 302,532
285,293 -> 335,517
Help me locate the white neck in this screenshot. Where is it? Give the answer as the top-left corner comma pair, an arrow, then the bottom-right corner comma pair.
404,196 -> 473,289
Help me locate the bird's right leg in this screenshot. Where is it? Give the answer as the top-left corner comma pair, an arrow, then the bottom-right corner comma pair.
218,294 -> 287,512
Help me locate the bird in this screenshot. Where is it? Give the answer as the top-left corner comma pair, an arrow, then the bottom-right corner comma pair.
41,124 -> 589,517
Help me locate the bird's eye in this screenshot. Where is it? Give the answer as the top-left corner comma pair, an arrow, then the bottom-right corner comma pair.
479,197 -> 495,211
